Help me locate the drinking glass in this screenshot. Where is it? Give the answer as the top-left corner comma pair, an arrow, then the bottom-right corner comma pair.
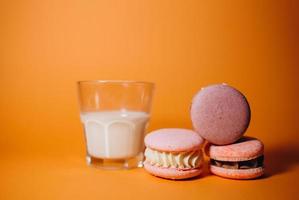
77,80 -> 154,169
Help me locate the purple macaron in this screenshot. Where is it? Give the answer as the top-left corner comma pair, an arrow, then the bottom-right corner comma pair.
190,84 -> 251,145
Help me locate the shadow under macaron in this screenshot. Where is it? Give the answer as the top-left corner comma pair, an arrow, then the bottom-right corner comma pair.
264,143 -> 299,178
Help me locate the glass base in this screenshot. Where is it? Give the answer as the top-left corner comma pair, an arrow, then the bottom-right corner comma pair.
86,153 -> 144,170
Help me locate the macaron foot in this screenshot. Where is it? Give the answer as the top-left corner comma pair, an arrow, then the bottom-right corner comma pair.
210,165 -> 264,179
144,162 -> 203,180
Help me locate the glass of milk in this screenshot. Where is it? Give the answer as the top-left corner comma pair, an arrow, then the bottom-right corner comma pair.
77,80 -> 154,169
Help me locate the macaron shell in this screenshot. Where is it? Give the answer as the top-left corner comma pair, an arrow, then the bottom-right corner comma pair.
208,137 -> 264,162
191,84 -> 250,145
210,165 -> 264,179
144,128 -> 204,152
144,162 -> 203,180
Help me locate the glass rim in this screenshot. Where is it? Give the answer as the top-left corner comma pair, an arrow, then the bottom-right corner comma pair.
77,80 -> 155,86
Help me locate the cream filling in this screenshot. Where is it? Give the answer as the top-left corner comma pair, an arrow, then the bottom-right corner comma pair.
144,148 -> 202,169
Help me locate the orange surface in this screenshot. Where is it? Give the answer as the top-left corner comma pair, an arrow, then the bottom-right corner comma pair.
1,0 -> 299,199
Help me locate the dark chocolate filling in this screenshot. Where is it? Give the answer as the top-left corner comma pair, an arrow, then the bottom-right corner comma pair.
210,155 -> 264,169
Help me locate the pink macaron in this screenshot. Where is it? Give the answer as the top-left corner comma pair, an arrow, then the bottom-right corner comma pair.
206,136 -> 264,179
190,84 -> 251,145
144,128 -> 204,180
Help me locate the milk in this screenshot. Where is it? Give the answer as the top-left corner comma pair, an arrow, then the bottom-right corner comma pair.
80,111 -> 149,159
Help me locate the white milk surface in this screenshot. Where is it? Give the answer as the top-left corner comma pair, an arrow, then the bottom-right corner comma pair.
80,111 -> 149,159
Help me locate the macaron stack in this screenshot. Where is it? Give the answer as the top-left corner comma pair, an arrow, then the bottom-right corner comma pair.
143,83 -> 264,180
191,84 -> 264,179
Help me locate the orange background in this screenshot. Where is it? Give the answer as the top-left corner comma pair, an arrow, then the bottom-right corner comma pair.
1,0 -> 299,199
